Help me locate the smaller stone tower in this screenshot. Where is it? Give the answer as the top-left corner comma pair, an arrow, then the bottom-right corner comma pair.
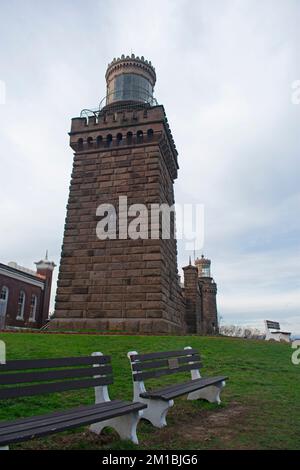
35,252 -> 56,325
182,260 -> 200,333
195,255 -> 218,334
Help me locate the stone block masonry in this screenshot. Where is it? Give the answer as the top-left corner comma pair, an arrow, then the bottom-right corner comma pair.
51,105 -> 186,334
50,54 -> 219,335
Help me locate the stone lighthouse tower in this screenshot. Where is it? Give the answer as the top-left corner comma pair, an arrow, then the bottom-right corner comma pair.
51,54 -> 185,333
195,255 -> 218,334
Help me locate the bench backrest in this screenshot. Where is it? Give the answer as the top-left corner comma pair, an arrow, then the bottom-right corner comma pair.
129,348 -> 201,382
266,320 -> 280,330
0,354 -> 112,400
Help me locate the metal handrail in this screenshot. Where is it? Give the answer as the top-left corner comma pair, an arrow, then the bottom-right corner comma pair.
80,88 -> 158,119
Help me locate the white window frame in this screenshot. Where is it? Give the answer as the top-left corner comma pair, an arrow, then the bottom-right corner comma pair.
0,286 -> 9,327
29,294 -> 37,322
16,290 -> 26,320
0,285 -> 9,303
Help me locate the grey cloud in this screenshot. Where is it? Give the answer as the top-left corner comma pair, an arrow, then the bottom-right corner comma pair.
0,0 -> 299,332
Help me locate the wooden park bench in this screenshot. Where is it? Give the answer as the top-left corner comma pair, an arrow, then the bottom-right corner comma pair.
264,320 -> 291,343
0,352 -> 146,450
128,346 -> 228,428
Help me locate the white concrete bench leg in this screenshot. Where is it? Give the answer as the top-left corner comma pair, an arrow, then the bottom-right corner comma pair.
90,410 -> 141,444
0,345 -> 8,450
128,350 -> 174,429
88,351 -> 140,444
184,346 -> 226,404
280,333 -> 291,343
139,398 -> 174,428
187,380 -> 226,404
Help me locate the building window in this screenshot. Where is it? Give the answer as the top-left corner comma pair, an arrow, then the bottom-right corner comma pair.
147,129 -> 154,140
113,73 -> 153,103
202,267 -> 211,277
126,131 -> 133,144
0,286 -> 9,324
29,295 -> 37,322
0,286 -> 8,302
137,130 -> 143,143
16,291 -> 25,320
106,134 -> 113,147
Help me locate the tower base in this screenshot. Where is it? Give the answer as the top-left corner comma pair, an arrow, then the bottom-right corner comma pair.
48,317 -> 184,335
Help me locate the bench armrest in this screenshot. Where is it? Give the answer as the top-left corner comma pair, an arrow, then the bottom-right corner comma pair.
127,351 -> 147,402
92,352 -> 111,403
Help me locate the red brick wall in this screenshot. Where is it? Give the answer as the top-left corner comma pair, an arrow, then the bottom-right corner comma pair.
0,274 -> 44,328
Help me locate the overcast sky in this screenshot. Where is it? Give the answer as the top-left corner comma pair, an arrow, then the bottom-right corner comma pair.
0,0 -> 299,334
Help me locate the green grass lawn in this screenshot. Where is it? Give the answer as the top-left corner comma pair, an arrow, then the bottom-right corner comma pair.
0,332 -> 299,450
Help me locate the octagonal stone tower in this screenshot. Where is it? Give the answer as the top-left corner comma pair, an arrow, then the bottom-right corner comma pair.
51,54 -> 186,333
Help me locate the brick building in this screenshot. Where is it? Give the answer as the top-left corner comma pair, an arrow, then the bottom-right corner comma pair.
51,54 -> 218,335
0,255 -> 56,330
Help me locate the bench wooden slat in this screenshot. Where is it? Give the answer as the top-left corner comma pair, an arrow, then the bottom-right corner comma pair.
271,331 -> 291,334
0,376 -> 113,400
0,355 -> 110,371
131,354 -> 201,372
0,400 -> 125,431
140,376 -> 228,400
0,401 -> 133,436
266,321 -> 280,330
0,365 -> 112,385
131,348 -> 198,362
133,362 -> 202,381
0,401 -> 147,447
161,376 -> 228,400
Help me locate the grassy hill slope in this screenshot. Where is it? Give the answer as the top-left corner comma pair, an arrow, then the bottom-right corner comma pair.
0,332 -> 299,449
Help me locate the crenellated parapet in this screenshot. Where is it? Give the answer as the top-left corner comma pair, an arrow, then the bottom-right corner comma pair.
106,54 -> 156,87
69,104 -> 179,180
